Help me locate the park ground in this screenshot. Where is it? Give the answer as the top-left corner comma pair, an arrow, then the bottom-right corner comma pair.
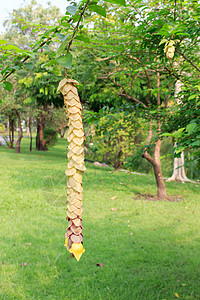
0,138 -> 200,300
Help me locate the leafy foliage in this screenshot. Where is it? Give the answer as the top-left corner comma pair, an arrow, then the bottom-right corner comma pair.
85,109 -> 147,169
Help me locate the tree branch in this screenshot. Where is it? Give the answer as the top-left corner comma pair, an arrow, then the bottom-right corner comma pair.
1,36 -> 56,82
109,77 -> 148,108
164,66 -> 199,92
176,49 -> 200,73
66,0 -> 91,54
44,123 -> 67,146
127,55 -> 153,105
142,123 -> 155,166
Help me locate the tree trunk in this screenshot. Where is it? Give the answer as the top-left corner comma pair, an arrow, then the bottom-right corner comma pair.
154,138 -> 167,198
167,81 -> 191,182
29,116 -> 32,152
36,110 -> 46,151
27,114 -> 30,136
9,117 -> 15,148
166,148 -> 194,183
38,121 -> 46,151
142,143 -> 167,199
142,71 -> 167,199
36,119 -> 40,150
43,123 -> 66,148
6,114 -> 9,132
15,109 -> 23,153
154,163 -> 167,198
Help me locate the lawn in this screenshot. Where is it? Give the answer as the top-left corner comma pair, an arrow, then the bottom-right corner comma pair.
0,138 -> 200,300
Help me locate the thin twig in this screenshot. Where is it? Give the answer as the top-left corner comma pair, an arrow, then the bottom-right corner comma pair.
176,49 -> 200,73
66,0 -> 91,54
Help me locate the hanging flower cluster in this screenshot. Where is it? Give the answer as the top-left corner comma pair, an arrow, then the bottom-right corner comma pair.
57,78 -> 86,261
164,40 -> 175,60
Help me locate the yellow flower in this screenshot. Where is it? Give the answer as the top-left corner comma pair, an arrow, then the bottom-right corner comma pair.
69,243 -> 85,261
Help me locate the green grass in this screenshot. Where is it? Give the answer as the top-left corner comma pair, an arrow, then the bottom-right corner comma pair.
0,138 -> 200,300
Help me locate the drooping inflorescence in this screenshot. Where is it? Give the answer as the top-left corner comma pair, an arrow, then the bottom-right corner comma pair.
57,78 -> 86,261
164,40 -> 175,60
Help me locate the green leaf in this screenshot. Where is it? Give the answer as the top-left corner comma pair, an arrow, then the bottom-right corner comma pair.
106,0 -> 126,5
66,5 -> 78,15
162,132 -> 172,137
56,53 -> 73,69
88,5 -> 106,17
5,44 -> 21,52
188,95 -> 197,100
24,97 -> 32,104
0,99 -> 2,103
42,59 -> 57,67
191,140 -> 200,147
186,123 -> 197,134
56,33 -> 68,42
173,128 -> 184,138
72,14 -> 80,23
42,45 -> 50,51
56,38 -> 69,56
75,34 -> 90,43
194,85 -> 200,91
4,81 -> 13,92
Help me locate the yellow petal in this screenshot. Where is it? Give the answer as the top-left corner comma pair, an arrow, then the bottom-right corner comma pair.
71,234 -> 83,243
67,91 -> 80,101
72,145 -> 84,155
73,137 -> 84,146
65,230 -> 72,239
67,176 -> 77,187
67,194 -> 79,204
65,167 -> 76,176
73,198 -> 82,208
74,193 -> 83,201
68,141 -> 77,150
67,160 -> 76,169
67,150 -> 74,158
71,225 -> 82,235
67,98 -> 81,107
73,218 -> 82,227
69,243 -> 85,261
69,114 -> 81,121
72,154 -> 84,164
64,237 -> 69,248
75,102 -> 82,109
67,211 -> 77,219
74,163 -> 86,172
67,133 -> 75,142
67,203 -> 77,212
73,171 -> 82,183
57,79 -> 68,92
73,129 -> 84,137
71,120 -> 83,129
69,85 -> 78,94
62,84 -> 72,95
74,207 -> 83,216
72,182 -> 83,193
68,106 -> 80,114
66,85 -> 78,96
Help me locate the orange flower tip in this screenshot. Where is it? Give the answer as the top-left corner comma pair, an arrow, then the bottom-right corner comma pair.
69,243 -> 85,261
